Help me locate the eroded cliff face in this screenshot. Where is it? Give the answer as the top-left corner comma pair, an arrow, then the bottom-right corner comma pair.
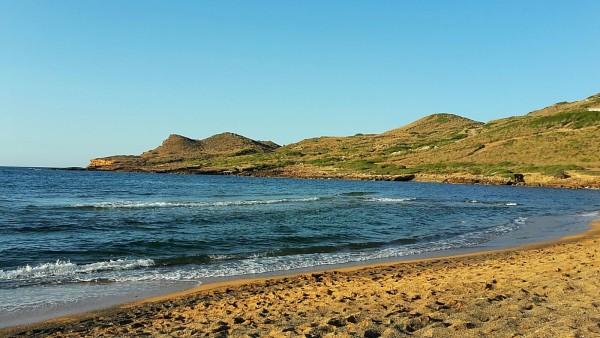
88,156 -> 147,171
89,159 -> 117,168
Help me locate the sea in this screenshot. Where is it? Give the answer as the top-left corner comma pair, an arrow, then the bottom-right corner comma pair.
1,166 -> 599,327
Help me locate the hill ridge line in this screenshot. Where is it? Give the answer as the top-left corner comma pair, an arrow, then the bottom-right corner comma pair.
87,92 -> 600,189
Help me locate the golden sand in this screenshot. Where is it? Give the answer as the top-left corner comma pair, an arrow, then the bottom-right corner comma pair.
2,221 -> 600,337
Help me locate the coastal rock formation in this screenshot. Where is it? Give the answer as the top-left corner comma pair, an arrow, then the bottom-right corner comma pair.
86,92 -> 600,188
88,156 -> 147,171
88,159 -> 116,167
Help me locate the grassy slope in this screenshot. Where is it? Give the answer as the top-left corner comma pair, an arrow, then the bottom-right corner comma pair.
89,94 -> 600,187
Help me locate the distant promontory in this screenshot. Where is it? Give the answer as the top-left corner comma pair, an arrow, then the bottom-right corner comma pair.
89,93 -> 600,188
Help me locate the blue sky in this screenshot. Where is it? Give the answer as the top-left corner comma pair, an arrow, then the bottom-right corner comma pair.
1,1 -> 598,167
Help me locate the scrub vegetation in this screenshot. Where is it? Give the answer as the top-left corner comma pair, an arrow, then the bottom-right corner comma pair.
89,93 -> 600,188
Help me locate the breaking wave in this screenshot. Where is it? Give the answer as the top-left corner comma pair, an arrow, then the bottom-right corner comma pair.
0,259 -> 155,281
365,197 -> 417,202
0,217 -> 529,285
69,197 -> 321,209
579,210 -> 599,218
465,199 -> 518,206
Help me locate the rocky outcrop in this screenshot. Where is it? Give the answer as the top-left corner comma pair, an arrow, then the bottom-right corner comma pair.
89,159 -> 117,167
88,156 -> 146,171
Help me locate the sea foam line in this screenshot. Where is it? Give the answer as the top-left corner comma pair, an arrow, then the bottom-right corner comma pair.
0,259 -> 155,280
365,197 -> 417,203
465,200 -> 518,206
0,218 -> 530,284
579,210 -> 599,218
71,197 -> 320,209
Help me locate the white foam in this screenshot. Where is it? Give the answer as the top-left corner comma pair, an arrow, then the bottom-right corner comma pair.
579,210 -> 599,218
366,197 -> 417,203
135,219 -> 531,280
0,259 -> 155,280
72,197 -> 320,209
0,215 -> 532,285
513,217 -> 527,225
465,200 -> 517,206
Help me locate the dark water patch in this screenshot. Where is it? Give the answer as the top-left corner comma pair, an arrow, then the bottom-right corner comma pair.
9,223 -> 82,233
155,255 -> 213,266
268,245 -> 341,257
339,191 -> 378,196
346,241 -> 391,250
109,238 -> 211,253
391,237 -> 420,245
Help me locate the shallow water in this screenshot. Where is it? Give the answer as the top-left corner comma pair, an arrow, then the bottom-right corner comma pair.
0,166 -> 598,327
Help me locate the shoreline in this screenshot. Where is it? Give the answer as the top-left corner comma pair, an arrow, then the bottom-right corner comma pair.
134,218 -> 600,304
99,218 -> 600,303
57,167 -> 600,189
2,220 -> 599,337
0,211 -> 590,329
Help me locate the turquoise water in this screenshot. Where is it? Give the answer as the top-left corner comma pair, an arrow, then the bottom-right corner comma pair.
0,166 -> 598,326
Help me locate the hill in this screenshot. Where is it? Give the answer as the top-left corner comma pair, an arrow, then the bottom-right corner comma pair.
141,132 -> 278,158
88,93 -> 600,188
89,132 -> 279,173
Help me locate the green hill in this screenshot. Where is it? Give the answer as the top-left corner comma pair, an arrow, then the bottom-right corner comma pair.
88,93 -> 600,188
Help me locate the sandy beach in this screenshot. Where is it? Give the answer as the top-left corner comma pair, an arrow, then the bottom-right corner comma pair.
2,220 -> 599,337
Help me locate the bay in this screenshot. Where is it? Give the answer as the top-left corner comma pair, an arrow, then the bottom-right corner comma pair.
0,166 -> 598,327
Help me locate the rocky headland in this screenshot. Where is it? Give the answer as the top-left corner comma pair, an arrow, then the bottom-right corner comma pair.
87,93 -> 600,188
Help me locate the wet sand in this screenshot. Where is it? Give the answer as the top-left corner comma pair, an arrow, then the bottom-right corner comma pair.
2,221 -> 599,337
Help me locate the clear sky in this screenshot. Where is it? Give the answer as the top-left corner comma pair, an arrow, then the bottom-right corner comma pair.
1,1 -> 598,167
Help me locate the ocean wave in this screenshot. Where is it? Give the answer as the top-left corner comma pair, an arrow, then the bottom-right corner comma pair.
513,217 -> 527,225
69,197 -> 320,209
206,252 -> 268,261
339,191 -> 378,196
0,259 -> 155,280
579,210 -> 599,218
464,199 -> 518,206
365,197 -> 417,203
126,219 -> 530,280
0,217 -> 531,285
89,218 -> 531,281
